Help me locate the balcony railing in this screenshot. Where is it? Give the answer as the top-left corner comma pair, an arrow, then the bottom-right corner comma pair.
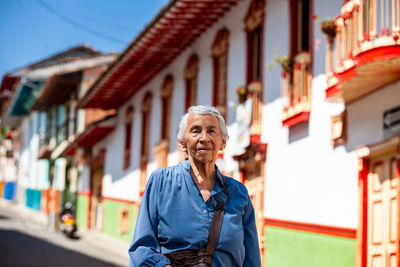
281,51 -> 312,126
39,125 -> 51,149
326,0 -> 400,87
56,121 -> 68,146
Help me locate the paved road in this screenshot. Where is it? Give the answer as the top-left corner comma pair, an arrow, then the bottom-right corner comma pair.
0,204 -> 127,267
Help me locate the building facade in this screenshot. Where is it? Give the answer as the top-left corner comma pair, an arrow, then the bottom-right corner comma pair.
1,0 -> 399,266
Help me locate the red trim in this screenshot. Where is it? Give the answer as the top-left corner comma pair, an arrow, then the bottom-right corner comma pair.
325,83 -> 341,99
357,157 -> 369,267
326,45 -> 400,101
282,111 -> 310,127
250,134 -> 261,144
265,218 -> 356,239
357,45 -> 400,66
245,0 -> 265,87
101,196 -> 139,205
289,0 -> 298,58
337,66 -> 356,84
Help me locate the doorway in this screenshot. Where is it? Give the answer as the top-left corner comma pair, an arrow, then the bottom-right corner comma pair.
367,150 -> 398,267
89,163 -> 104,231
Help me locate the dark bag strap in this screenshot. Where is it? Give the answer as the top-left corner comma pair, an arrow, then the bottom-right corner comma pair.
205,175 -> 229,265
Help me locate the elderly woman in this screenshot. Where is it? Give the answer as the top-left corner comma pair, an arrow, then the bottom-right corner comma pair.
129,106 -> 260,267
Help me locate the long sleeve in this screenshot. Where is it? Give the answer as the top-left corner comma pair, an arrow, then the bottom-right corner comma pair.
242,196 -> 261,267
128,173 -> 171,267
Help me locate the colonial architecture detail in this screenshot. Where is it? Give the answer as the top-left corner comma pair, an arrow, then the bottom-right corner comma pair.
140,92 -> 153,195
185,54 -> 199,111
212,28 -> 230,119
2,1 -> 399,266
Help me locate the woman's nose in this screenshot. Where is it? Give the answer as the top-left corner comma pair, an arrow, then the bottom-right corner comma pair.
199,131 -> 209,141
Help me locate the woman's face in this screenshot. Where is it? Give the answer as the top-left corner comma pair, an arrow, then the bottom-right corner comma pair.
179,114 -> 226,165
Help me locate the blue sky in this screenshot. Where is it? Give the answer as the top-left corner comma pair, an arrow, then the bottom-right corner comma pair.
0,0 -> 168,78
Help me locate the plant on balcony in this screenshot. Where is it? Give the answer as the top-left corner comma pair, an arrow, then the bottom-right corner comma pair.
320,18 -> 336,39
236,84 -> 248,104
266,49 -> 293,73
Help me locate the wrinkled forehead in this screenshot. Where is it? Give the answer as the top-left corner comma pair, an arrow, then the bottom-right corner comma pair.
186,113 -> 219,129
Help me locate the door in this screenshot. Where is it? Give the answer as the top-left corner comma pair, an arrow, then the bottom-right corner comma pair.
243,161 -> 264,249
90,164 -> 103,231
367,151 -> 399,267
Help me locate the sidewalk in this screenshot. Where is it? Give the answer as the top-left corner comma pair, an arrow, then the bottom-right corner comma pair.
0,198 -> 130,266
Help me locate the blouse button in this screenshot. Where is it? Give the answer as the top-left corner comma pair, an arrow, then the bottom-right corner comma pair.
205,231 -> 208,236
203,210 -> 207,214
205,220 -> 208,224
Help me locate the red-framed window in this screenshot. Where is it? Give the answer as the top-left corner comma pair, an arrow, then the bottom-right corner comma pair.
289,0 -> 312,57
185,54 -> 199,111
123,106 -> 134,170
140,92 -> 152,194
245,0 -> 265,85
212,28 -> 229,119
161,75 -> 173,141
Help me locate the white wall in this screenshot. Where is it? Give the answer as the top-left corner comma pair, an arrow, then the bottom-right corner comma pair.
347,80 -> 400,150
99,0 -> 398,231
101,0 -> 252,202
263,74 -> 359,228
16,112 -> 51,190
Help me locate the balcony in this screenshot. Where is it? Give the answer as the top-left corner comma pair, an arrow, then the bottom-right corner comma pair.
281,51 -> 312,127
325,0 -> 400,103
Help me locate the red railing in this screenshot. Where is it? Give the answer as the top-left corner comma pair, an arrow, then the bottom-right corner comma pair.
281,51 -> 312,121
327,0 -> 400,85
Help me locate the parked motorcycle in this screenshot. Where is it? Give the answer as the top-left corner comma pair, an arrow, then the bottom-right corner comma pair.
60,202 -> 78,239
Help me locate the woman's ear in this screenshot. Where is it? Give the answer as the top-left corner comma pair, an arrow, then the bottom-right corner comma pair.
219,140 -> 226,151
178,140 -> 187,153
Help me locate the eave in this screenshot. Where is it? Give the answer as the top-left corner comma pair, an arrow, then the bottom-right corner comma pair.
31,71 -> 82,111
79,0 -> 241,109
62,115 -> 116,157
9,80 -> 45,116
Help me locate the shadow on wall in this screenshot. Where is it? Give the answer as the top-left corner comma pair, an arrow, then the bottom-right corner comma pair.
288,121 -> 310,144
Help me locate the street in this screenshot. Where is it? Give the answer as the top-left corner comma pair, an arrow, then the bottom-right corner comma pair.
0,200 -> 129,267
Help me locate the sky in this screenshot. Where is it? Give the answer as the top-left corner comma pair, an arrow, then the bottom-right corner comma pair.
0,0 -> 169,78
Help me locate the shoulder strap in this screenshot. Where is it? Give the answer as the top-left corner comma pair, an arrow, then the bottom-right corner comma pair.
205,176 -> 229,265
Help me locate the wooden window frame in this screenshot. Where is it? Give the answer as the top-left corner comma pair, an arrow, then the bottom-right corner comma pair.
245,0 -> 265,85
140,92 -> 153,195
123,106 -> 134,170
212,28 -> 230,120
185,54 -> 199,111
161,75 -> 173,141
289,0 -> 312,58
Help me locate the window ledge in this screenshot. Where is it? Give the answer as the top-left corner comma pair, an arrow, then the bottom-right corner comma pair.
282,102 -> 311,127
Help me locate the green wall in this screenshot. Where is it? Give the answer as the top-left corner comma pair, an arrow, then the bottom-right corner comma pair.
265,226 -> 355,267
103,199 -> 137,243
76,195 -> 89,229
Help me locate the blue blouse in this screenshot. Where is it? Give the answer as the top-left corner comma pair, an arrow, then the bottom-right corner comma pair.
128,159 -> 261,267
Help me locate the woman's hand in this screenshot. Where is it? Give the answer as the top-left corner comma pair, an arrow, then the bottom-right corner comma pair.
164,265 -> 172,267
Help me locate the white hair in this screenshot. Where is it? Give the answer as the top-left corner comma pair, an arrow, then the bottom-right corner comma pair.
177,105 -> 229,141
